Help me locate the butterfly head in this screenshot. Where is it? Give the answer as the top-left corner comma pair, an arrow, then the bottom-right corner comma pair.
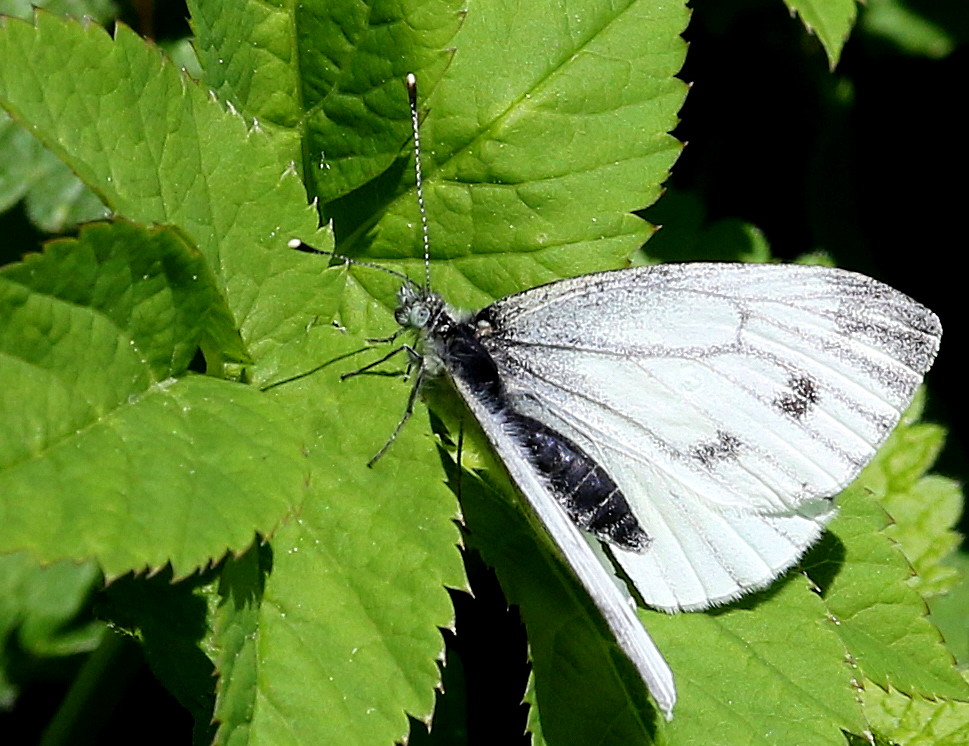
394,283 -> 447,334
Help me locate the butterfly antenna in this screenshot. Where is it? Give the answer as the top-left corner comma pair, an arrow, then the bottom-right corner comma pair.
287,238 -> 416,287
406,73 -> 432,292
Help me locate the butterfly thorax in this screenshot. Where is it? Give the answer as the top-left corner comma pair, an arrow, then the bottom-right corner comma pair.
395,283 -> 502,398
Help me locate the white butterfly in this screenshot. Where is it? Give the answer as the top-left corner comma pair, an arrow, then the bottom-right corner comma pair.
382,260 -> 940,720
292,74 -> 942,721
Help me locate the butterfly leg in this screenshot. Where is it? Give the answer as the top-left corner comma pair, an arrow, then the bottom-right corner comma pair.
366,360 -> 428,467
341,344 -> 417,381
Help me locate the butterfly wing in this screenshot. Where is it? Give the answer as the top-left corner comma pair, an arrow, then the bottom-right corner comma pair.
447,366 -> 677,719
478,263 -> 941,612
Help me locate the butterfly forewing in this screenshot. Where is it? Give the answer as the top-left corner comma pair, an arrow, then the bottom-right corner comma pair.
477,263 -> 941,611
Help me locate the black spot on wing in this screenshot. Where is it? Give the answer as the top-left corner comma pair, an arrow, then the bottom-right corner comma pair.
774,374 -> 819,419
691,430 -> 743,469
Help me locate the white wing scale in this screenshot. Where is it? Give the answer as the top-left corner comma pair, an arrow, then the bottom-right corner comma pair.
479,263 -> 941,611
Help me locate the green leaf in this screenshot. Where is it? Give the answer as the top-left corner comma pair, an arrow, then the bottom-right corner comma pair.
0,10 -> 471,742
209,546 -> 263,743
0,12 -> 327,370
329,0 -> 689,310
650,584 -> 864,744
212,377 -> 465,746
806,488 -> 969,703
852,391 -> 963,599
524,673 -> 547,745
408,643 -> 470,745
0,3 -> 117,233
798,396 -> 969,717
862,671 -> 969,746
784,0 -> 859,68
0,554 -> 102,658
0,222 -> 303,577
190,0 -> 466,203
0,0 -> 117,24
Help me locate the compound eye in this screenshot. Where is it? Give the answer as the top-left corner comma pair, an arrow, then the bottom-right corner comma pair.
412,305 -> 431,328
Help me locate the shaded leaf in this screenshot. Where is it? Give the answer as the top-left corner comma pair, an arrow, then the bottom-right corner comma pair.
0,111 -> 108,233
860,0 -> 959,59
0,553 -> 103,706
785,0 -> 858,67
101,567 -> 219,745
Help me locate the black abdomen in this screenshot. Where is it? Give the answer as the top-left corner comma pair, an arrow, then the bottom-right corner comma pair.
509,412 -> 649,552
